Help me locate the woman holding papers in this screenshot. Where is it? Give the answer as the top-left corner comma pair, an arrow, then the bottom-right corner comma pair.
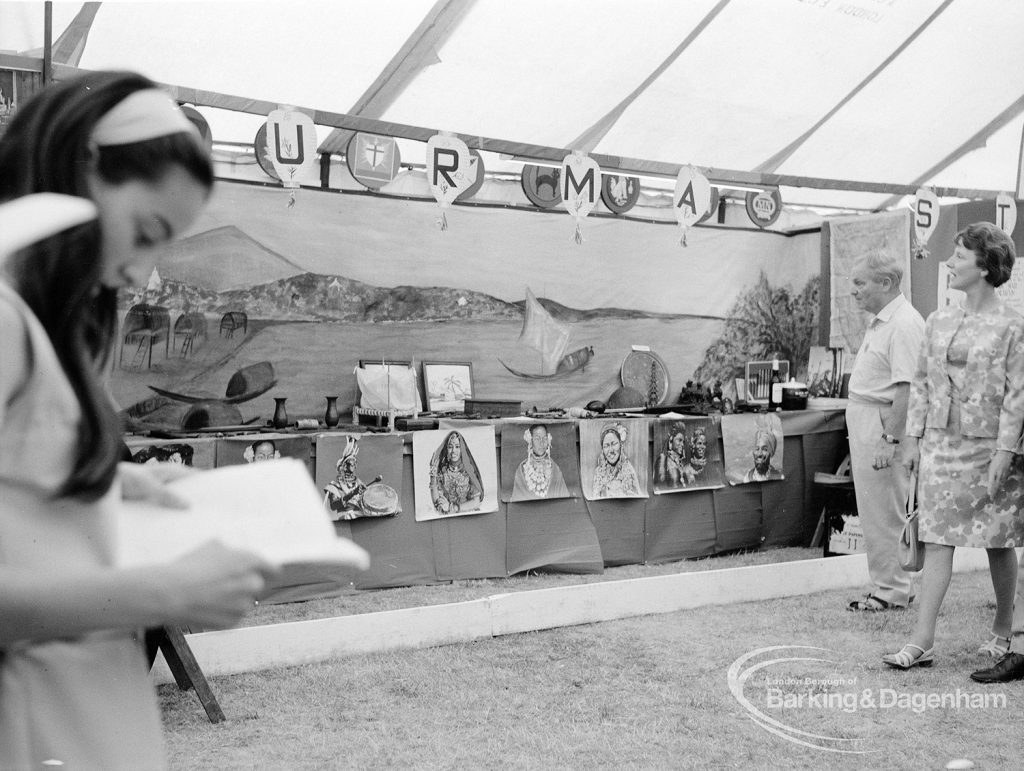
0,71 -> 278,769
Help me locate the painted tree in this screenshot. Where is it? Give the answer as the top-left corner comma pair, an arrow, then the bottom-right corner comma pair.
691,272 -> 819,388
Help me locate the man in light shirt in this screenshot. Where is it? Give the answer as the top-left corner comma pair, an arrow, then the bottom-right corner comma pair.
845,252 -> 925,612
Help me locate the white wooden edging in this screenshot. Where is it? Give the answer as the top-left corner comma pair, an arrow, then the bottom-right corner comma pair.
152,550 -> 994,684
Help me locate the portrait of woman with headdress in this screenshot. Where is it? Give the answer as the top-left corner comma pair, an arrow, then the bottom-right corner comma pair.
429,430 -> 485,514
511,423 -> 570,500
652,417 -> 724,493
686,424 -> 724,487
654,422 -> 694,489
582,421 -> 646,500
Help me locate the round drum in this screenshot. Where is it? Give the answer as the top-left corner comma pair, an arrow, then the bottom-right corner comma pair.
360,482 -> 400,517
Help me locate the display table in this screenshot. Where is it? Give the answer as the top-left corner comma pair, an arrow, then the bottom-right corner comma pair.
125,409 -> 848,600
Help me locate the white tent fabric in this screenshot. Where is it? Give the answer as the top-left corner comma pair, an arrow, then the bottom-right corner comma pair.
2,0 -> 1023,214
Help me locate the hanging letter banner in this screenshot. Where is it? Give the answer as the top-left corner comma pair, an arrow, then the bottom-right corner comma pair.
266,108 -> 317,191
561,152 -> 602,244
426,133 -> 472,231
995,193 -> 1017,236
673,165 -> 712,246
912,187 -> 940,259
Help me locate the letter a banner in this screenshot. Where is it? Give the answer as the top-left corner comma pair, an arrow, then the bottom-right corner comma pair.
673,165 -> 711,246
266,108 -> 317,194
426,133 -> 472,231
561,151 -> 601,244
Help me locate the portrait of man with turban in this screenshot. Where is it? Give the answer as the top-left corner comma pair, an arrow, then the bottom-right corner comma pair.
721,413 -> 784,485
741,427 -> 783,482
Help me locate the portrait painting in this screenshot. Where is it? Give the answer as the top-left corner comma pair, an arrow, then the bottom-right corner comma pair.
124,437 -> 214,469
315,433 -> 403,521
652,417 -> 723,494
413,425 -> 498,521
806,345 -> 846,398
215,433 -> 313,476
579,419 -> 650,501
499,421 -> 580,502
721,413 -> 785,485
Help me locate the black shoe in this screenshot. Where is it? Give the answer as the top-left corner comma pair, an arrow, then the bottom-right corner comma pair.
970,652 -> 1024,683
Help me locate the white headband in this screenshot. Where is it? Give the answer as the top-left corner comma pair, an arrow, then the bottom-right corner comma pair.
90,88 -> 200,147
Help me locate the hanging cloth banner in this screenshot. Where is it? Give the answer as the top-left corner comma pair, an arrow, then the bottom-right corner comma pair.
673,165 -> 711,246
561,151 -> 601,244
266,108 -> 317,209
426,132 -> 471,231
912,187 -> 940,259
995,192 -> 1017,237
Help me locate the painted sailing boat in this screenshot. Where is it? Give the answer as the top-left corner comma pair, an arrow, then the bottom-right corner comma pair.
499,287 -> 594,379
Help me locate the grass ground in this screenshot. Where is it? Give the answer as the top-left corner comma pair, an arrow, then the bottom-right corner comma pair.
161,549 -> 1018,769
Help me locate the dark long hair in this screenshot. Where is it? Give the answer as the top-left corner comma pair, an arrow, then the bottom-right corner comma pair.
0,71 -> 213,500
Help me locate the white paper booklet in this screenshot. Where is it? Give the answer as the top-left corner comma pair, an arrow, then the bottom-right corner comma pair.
114,458 -> 370,570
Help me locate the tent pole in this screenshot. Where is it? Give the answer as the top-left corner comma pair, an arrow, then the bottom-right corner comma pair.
42,2 -> 53,85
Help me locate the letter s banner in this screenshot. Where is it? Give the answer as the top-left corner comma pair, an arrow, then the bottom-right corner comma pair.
913,187 -> 940,258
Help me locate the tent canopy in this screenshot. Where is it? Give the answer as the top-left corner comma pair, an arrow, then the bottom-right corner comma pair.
3,0 -> 1023,214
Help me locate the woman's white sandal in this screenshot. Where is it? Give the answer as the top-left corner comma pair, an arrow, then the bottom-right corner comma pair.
882,643 -> 934,669
978,633 -> 1011,658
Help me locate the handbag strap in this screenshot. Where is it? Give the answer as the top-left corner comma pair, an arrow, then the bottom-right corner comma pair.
906,472 -> 917,517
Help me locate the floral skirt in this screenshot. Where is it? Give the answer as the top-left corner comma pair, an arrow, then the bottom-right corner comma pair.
918,401 -> 1024,547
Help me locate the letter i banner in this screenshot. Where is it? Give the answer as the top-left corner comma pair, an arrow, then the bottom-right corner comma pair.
912,187 -> 939,260
561,151 -> 601,244
673,165 -> 711,247
426,133 -> 472,231
266,108 -> 317,208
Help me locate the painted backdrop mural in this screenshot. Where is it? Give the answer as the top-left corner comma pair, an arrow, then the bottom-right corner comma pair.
110,180 -> 820,428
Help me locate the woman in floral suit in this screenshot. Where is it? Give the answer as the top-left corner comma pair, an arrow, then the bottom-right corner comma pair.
884,222 -> 1024,670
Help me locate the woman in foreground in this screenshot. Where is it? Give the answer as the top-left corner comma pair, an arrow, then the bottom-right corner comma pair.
0,71 -> 276,768
883,222 -> 1024,670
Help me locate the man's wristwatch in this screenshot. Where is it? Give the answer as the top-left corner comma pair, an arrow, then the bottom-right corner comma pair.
881,433 -> 900,445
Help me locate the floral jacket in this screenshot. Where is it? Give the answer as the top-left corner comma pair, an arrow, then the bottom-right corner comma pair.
905,303 -> 1024,451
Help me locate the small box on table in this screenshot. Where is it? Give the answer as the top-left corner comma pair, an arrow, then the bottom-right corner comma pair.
463,398 -> 522,418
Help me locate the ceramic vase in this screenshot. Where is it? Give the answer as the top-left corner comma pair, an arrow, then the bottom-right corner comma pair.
324,395 -> 341,428
272,397 -> 289,429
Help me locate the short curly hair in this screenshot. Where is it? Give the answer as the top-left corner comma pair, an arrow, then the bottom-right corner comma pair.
956,221 -> 1017,288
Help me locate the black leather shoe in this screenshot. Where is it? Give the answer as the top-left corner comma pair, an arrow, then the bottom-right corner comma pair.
970,652 -> 1024,683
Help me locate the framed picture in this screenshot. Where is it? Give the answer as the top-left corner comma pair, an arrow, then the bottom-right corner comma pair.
422,361 -> 474,413
355,359 -> 421,412
358,358 -> 413,372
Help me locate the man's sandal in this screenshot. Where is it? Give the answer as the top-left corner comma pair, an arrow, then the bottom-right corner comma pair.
882,644 -> 934,669
848,594 -> 891,612
978,633 -> 1011,658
